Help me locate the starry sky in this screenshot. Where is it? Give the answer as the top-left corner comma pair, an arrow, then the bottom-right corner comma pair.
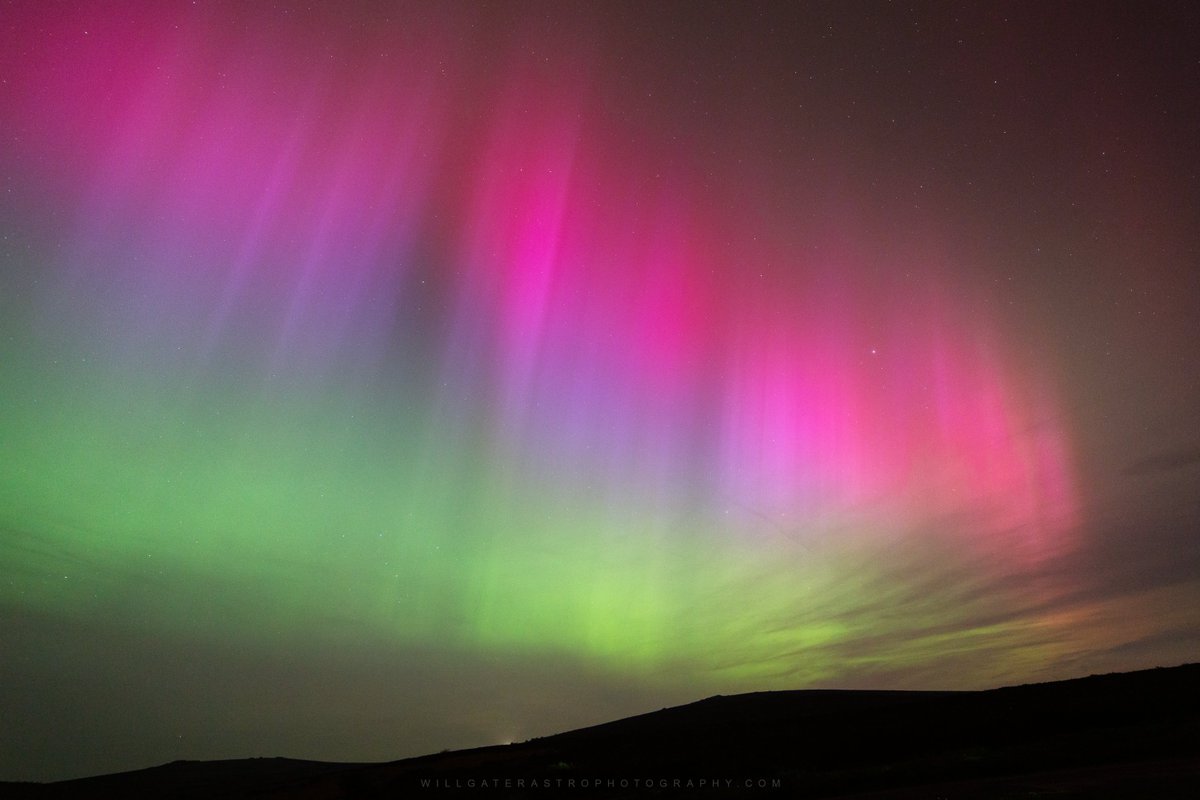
2,0 -> 1198,782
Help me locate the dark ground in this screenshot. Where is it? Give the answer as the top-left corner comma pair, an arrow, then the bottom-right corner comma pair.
5,663 -> 1198,798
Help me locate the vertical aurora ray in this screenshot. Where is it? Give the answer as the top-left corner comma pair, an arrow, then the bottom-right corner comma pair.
0,1 -> 1087,709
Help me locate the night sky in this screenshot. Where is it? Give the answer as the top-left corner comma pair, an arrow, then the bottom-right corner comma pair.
2,0 -> 1199,783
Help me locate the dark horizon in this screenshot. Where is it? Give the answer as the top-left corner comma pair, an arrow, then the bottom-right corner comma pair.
7,662 -> 1199,798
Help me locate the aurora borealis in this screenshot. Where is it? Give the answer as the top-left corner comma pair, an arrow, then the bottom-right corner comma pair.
3,1 -> 1199,782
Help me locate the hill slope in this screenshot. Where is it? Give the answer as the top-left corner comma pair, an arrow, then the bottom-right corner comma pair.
6,664 -> 1199,798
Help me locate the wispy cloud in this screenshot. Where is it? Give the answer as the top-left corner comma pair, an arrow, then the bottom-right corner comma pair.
1125,444 -> 1200,476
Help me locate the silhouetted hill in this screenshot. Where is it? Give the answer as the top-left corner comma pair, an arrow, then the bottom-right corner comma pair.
6,664 -> 1199,798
